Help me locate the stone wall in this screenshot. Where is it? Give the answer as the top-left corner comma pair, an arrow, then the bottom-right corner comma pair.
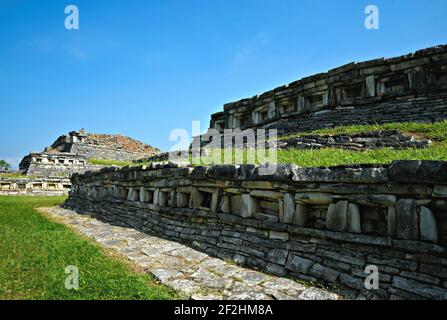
19,129 -> 160,179
64,161 -> 447,299
50,129 -> 159,161
0,177 -> 71,196
19,153 -> 103,178
204,45 -> 447,137
273,130 -> 431,151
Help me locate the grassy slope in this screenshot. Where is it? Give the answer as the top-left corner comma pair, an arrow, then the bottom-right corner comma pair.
0,196 -> 177,300
191,121 -> 447,167
89,159 -> 134,167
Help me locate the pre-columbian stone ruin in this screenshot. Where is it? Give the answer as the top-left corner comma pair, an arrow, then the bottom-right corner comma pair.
0,129 -> 158,196
3,44 -> 447,300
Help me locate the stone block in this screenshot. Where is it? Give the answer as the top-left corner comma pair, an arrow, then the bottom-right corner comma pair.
250,190 -> 283,200
293,203 -> 308,227
280,193 -> 295,224
365,75 -> 376,97
295,192 -> 333,204
241,194 -> 256,218
220,195 -> 230,213
419,206 -> 438,243
266,249 -> 289,265
346,203 -> 361,233
396,199 -> 419,240
269,231 -> 289,241
387,206 -> 396,237
348,194 -> 396,207
326,201 -> 348,232
285,254 -> 315,274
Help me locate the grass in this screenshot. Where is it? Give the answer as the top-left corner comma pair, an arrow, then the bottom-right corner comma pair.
0,196 -> 178,300
188,121 -> 447,167
0,172 -> 30,179
89,159 -> 134,167
279,120 -> 447,142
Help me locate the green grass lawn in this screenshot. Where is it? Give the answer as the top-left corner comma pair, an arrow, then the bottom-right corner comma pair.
0,196 -> 178,300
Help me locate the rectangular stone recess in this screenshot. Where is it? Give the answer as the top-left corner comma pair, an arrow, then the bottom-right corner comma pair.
157,190 -> 171,207
64,159 -> 447,300
435,72 -> 447,90
307,94 -> 324,109
382,77 -> 407,94
199,190 -> 213,210
176,191 -> 190,208
48,183 -> 56,189
141,189 -> 154,203
33,183 -> 43,189
18,184 -> 27,189
254,197 -> 279,221
343,83 -> 363,98
1,183 -> 11,189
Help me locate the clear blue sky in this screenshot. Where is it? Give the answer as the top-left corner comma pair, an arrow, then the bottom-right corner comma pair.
1,0 -> 446,168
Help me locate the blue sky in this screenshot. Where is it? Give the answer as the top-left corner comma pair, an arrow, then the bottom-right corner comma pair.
0,0 -> 446,168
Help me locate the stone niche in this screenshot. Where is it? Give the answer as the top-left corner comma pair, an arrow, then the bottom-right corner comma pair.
65,161 -> 447,299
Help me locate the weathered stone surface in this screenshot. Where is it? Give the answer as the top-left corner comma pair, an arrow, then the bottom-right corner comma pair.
326,201 -> 348,232
420,206 -> 438,243
392,276 -> 447,300
269,231 -> 289,241
348,194 -> 396,207
387,206 -> 397,237
280,193 -> 295,224
241,194 -> 256,218
42,207 -> 340,300
285,254 -> 315,274
298,287 -> 338,300
433,185 -> 447,198
295,192 -> 333,204
63,155 -> 447,300
346,203 -> 361,233
293,203 -> 308,227
396,199 -> 419,240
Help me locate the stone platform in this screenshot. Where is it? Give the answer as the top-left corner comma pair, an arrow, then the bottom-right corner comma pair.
40,206 -> 340,300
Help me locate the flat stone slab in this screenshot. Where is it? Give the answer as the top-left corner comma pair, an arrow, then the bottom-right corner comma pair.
40,206 -> 341,300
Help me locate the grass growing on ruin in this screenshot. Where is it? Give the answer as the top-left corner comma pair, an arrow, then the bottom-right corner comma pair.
0,172 -> 29,178
89,159 -> 134,167
191,144 -> 447,167
187,121 -> 447,167
280,120 -> 447,142
0,196 -> 178,300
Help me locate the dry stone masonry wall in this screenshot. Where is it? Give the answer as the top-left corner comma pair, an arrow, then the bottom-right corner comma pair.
64,161 -> 447,299
0,177 -> 71,196
204,45 -> 447,137
274,130 -> 431,151
19,129 -> 159,179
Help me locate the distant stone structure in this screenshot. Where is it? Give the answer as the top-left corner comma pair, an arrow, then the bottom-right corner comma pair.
19,129 -> 159,178
0,177 -> 71,196
197,45 -> 447,147
0,129 -> 159,196
0,164 -> 11,173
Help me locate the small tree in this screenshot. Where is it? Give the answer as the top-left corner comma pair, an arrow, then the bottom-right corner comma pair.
0,160 -> 11,170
